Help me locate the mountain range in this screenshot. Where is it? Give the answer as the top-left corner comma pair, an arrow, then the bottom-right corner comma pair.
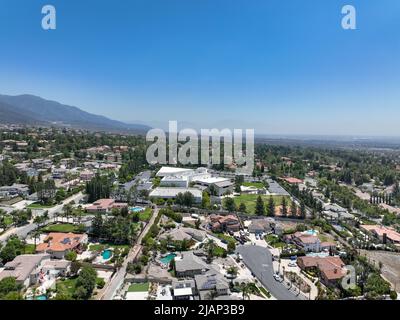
0,94 -> 151,134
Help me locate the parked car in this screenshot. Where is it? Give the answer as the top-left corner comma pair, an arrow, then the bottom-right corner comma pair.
273,274 -> 283,282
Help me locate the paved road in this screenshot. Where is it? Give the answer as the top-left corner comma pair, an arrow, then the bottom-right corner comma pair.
0,192 -> 85,244
99,206 -> 159,300
237,245 -> 302,300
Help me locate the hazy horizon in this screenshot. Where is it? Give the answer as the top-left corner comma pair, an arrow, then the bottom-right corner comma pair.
1,0 -> 400,136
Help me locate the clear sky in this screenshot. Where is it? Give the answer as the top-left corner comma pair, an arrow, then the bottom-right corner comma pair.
0,0 -> 400,136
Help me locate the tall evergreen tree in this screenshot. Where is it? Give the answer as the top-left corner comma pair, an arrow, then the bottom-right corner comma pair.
255,196 -> 265,216
267,196 -> 275,217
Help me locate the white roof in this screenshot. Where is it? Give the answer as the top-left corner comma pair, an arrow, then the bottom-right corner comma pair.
174,287 -> 193,296
150,187 -> 202,198
156,167 -> 193,177
193,177 -> 230,184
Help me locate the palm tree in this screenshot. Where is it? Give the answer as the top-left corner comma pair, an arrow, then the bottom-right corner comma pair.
31,230 -> 41,248
63,204 -> 73,223
240,282 -> 252,300
205,239 -> 216,263
205,289 -> 218,300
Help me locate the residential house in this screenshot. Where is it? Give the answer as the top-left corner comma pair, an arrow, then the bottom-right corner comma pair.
174,252 -> 210,278
0,183 -> 30,199
360,225 -> 400,246
172,279 -> 196,300
194,273 -> 230,300
297,256 -> 347,287
36,232 -> 88,259
286,231 -> 321,252
247,218 -> 273,234
0,254 -> 50,288
86,198 -> 128,213
209,214 -> 241,232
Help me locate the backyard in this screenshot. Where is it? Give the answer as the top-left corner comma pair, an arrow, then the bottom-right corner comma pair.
233,194 -> 292,214
128,282 -> 149,292
139,208 -> 152,222
242,182 -> 265,189
41,223 -> 85,233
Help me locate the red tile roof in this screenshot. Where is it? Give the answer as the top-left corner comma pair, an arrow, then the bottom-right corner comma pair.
36,232 -> 86,253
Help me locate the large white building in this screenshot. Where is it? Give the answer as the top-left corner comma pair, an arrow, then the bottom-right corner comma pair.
155,166 -> 233,197
150,187 -> 203,203
192,177 -> 234,196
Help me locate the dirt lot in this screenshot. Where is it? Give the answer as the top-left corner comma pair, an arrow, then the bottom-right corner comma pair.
359,250 -> 400,290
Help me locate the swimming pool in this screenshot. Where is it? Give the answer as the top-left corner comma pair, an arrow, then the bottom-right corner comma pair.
36,295 -> 47,300
304,229 -> 318,236
160,253 -> 176,265
102,249 -> 112,260
130,207 -> 145,213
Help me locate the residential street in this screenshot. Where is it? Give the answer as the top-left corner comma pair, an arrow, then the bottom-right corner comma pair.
0,191 -> 85,244
236,245 -> 303,300
99,206 -> 159,300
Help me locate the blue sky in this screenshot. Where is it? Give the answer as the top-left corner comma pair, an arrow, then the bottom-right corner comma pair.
0,0 -> 400,135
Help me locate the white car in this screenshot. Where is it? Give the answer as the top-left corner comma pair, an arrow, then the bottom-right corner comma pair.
273,274 -> 283,282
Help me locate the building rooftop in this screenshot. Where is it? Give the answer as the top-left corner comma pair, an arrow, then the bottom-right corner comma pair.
150,187 -> 202,198
0,254 -> 50,282
36,232 -> 86,253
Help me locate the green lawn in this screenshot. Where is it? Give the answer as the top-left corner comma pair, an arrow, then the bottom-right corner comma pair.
56,277 -> 78,295
89,243 -> 130,252
139,208 -> 152,222
265,234 -> 285,248
27,203 -> 55,209
128,282 -> 149,292
3,216 -> 13,226
213,246 -> 227,257
242,182 -> 265,189
213,232 -> 236,244
41,223 -> 83,233
24,244 -> 36,254
233,194 -> 291,215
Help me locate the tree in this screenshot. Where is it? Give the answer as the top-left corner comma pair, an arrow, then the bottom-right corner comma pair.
86,174 -> 111,203
91,213 -> 104,238
255,196 -> 265,216
290,201 -> 298,217
74,266 -> 97,300
300,202 -> 306,219
0,277 -> 22,299
202,191 -> 211,209
227,240 -> 236,254
227,266 -> 238,278
239,282 -> 253,300
238,202 -> 247,213
53,283 -> 72,300
65,250 -> 77,262
267,196 -> 275,217
281,197 -> 288,217
234,176 -> 244,193
224,197 -> 236,212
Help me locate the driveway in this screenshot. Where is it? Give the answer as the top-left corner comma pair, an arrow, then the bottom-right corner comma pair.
236,245 -> 303,300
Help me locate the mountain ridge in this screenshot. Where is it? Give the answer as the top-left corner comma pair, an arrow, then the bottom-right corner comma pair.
0,94 -> 150,134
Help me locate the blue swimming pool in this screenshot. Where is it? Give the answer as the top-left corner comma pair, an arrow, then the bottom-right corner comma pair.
102,249 -> 112,260
36,295 -> 47,300
160,253 -> 176,265
130,207 -> 144,213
